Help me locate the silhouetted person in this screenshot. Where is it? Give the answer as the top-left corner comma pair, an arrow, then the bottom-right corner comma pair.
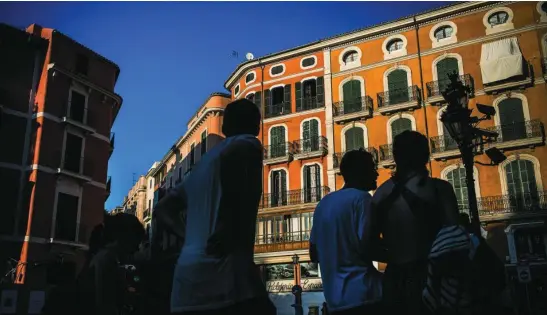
371,131 -> 459,314
310,149 -> 383,315
155,99 -> 275,315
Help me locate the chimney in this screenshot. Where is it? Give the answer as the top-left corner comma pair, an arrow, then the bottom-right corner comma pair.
26,24 -> 43,37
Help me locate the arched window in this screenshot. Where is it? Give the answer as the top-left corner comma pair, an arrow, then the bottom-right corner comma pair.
234,84 -> 240,96
343,51 -> 359,64
387,39 -> 404,53
303,164 -> 322,203
488,11 -> 509,26
434,26 -> 454,40
391,117 -> 412,140
436,57 -> 460,91
542,2 -> 547,13
302,119 -> 320,152
498,98 -> 526,141
344,127 -> 365,151
246,93 -> 255,101
342,80 -> 362,112
245,72 -> 255,84
505,159 -> 539,211
270,126 -> 286,158
270,169 -> 287,207
387,69 -> 409,104
446,167 -> 469,213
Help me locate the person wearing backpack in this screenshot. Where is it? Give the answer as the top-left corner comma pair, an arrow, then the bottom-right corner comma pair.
370,131 -> 460,314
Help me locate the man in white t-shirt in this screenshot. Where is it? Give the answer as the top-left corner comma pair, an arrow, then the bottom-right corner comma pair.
154,99 -> 275,315
310,149 -> 383,315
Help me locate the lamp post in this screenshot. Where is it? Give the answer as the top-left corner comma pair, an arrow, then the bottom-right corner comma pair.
291,254 -> 303,315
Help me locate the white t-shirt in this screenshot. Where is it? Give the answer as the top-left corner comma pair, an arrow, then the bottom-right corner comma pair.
170,134 -> 266,313
310,188 -> 383,312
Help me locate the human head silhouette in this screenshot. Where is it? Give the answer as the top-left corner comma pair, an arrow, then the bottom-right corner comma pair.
340,149 -> 378,191
393,130 -> 430,175
222,99 -> 261,137
109,213 -> 145,257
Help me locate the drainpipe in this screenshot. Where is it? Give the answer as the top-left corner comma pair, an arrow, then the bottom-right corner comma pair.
260,60 -> 266,207
413,16 -> 433,173
329,49 -> 336,190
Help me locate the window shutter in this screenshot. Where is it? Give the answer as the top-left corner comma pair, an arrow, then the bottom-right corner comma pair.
499,98 -> 525,141
344,127 -> 364,151
388,70 -> 409,104
311,119 -> 319,151
316,77 -> 324,106
264,89 -> 271,114
281,170 -> 287,204
313,164 -> 321,199
254,91 -> 262,111
391,118 -> 412,139
437,58 -> 459,92
295,82 -> 302,112
284,84 -> 291,106
350,80 -> 362,99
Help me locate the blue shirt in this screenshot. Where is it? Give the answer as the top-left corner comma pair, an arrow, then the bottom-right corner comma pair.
310,188 -> 382,312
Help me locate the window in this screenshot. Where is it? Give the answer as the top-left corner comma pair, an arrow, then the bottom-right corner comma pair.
387,69 -> 409,104
256,212 -> 313,245
55,192 -> 79,241
201,130 -> 207,156
190,143 -> 195,166
345,127 -> 365,151
488,11 -> 509,26
75,53 -> 88,76
270,169 -> 287,207
296,78 -> 324,111
442,123 -> 458,150
234,84 -> 240,96
342,80 -> 362,113
498,98 -> 526,141
301,56 -> 317,69
391,118 -> 412,140
387,39 -> 404,53
270,64 -> 285,76
270,126 -> 286,158
148,200 -> 151,210
343,51 -> 359,64
303,164 -> 321,203
68,90 -> 86,123
436,57 -> 460,92
505,159 -> 539,211
264,85 -> 290,118
63,133 -> 83,173
246,93 -> 255,101
302,119 -> 320,152
446,167 -> 469,213
149,179 -> 152,187
434,26 -> 453,40
271,86 -> 285,105
542,2 -> 547,13
245,72 -> 255,84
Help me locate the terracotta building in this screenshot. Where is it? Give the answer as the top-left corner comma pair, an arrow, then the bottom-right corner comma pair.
0,23 -> 121,287
223,1 -> 547,305
121,175 -> 147,223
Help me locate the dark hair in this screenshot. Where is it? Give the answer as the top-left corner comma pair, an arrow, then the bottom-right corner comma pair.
222,99 -> 261,137
340,149 -> 375,182
110,213 -> 146,243
393,130 -> 430,176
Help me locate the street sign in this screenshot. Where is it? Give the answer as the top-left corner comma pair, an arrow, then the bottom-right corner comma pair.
517,264 -> 532,284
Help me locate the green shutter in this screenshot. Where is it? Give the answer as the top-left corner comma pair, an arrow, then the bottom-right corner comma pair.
295,82 -> 302,112
284,84 -> 291,106
499,98 -> 526,141
343,80 -> 362,113
316,77 -> 324,106
437,58 -> 459,92
391,118 -> 412,139
264,89 -> 271,115
311,119 -> 319,151
344,127 -> 364,151
302,120 -> 311,152
280,170 -> 287,204
387,70 -> 409,104
271,126 -> 285,158
254,91 -> 262,111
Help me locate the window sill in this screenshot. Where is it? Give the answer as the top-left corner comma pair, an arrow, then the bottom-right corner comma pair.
485,23 -> 514,35
432,36 -> 458,49
383,49 -> 407,61
340,61 -> 361,72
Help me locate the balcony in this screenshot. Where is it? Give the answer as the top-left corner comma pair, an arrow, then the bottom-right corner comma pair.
57,152 -> 93,182
254,230 -> 311,254
260,186 -> 330,211
425,74 -> 474,105
378,144 -> 395,168
430,135 -> 460,160
377,86 -> 421,115
265,102 -> 291,119
475,191 -> 547,222
333,147 -> 378,170
297,96 -> 324,112
292,136 -> 328,160
483,63 -> 533,95
332,96 -> 373,124
486,120 -> 545,151
60,102 -> 96,134
263,142 -> 293,165
109,133 -> 115,156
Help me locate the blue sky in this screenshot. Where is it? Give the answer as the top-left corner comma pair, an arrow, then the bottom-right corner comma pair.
1,1 -> 448,209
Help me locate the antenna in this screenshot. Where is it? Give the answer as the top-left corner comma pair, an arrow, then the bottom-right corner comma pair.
246,52 -> 255,61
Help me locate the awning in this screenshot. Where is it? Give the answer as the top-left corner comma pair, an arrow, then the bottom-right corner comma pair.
480,37 -> 523,84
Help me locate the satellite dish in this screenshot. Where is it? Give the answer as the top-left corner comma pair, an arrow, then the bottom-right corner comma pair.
246,52 -> 254,61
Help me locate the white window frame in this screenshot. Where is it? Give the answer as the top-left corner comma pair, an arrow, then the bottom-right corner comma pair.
338,76 -> 365,102
431,53 -> 464,82
245,70 -> 257,85
492,93 -> 531,127
538,2 -> 547,23
440,164 -> 482,199
300,117 -> 322,140
429,21 -> 458,48
498,154 -> 543,195
341,123 -> 368,152
268,167 -> 290,193
339,46 -> 362,71
267,123 -> 289,145
300,162 -> 324,191
300,55 -> 318,70
383,65 -> 412,92
382,34 -> 408,60
269,63 -> 286,78
483,7 -> 515,35
386,113 -> 416,144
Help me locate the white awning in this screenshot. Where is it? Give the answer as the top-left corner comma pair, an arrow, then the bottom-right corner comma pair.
480,37 -> 523,84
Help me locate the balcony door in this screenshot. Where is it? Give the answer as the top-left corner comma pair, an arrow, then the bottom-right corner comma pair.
499,98 -> 526,141
446,167 -> 469,213
64,133 -> 83,173
387,69 -> 409,104
505,159 -> 539,211
342,80 -> 362,113
271,169 -> 287,207
69,90 -> 86,123
55,192 -> 79,242
302,119 -> 319,152
303,164 -> 321,203
391,117 -> 412,141
270,126 -> 286,158
345,127 -> 365,152
436,57 -> 459,93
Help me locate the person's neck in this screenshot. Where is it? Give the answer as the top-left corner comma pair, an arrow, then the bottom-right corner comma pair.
343,183 -> 368,191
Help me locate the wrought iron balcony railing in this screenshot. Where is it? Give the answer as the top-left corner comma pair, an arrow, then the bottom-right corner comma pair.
485,119 -> 544,144
426,74 -> 474,99
265,102 -> 291,119
475,191 -> 547,216
378,144 -> 393,162
255,230 -> 312,245
297,96 -> 324,112
263,142 -> 293,160
377,86 -> 420,108
260,186 -> 330,209
332,96 -> 373,117
430,135 -> 459,154
293,136 -> 328,155
333,147 -> 378,169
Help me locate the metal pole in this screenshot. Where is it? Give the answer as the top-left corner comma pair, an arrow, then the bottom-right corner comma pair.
462,142 -> 481,236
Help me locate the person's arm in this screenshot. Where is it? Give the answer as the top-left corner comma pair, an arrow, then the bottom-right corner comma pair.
363,196 -> 388,263
435,179 -> 460,226
153,186 -> 187,240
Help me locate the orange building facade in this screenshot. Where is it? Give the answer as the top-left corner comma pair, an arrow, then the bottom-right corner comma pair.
224,1 -> 547,294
